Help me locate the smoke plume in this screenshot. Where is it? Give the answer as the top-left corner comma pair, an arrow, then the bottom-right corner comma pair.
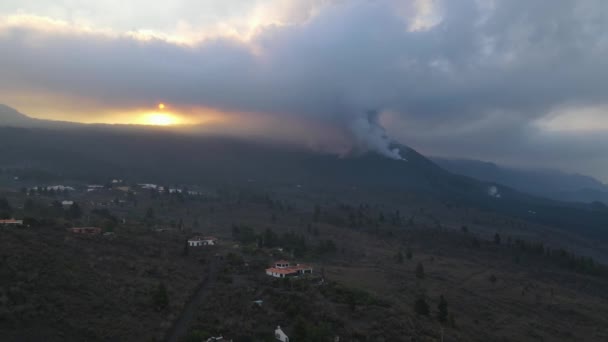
349,111 -> 406,160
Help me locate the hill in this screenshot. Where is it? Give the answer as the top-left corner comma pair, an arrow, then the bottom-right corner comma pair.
1,124 -> 607,241
1,187 -> 608,341
434,157 -> 608,203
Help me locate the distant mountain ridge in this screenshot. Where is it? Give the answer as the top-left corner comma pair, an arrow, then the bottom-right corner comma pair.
0,104 -> 38,126
433,157 -> 608,203
0,104 -> 81,129
1,104 -> 608,240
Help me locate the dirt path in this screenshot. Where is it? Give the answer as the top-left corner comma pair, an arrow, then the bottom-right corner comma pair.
165,258 -> 222,342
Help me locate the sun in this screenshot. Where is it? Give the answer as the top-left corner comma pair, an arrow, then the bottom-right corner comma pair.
158,103 -> 165,110
142,113 -> 179,126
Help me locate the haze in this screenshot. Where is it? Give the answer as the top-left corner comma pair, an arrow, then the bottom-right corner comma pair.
1,0 -> 607,180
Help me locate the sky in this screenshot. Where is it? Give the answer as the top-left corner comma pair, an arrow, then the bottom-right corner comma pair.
0,0 -> 607,181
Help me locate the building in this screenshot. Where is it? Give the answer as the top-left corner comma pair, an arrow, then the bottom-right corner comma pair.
87,185 -> 104,192
61,200 -> 74,207
206,337 -> 232,342
188,236 -> 218,247
69,227 -> 102,235
139,183 -> 158,190
46,185 -> 76,191
275,326 -> 289,342
266,261 -> 313,278
0,219 -> 24,227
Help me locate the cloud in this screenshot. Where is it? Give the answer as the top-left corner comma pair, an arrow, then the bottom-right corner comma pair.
0,0 -> 608,179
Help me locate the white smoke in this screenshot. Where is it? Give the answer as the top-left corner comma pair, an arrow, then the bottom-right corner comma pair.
349,111 -> 406,161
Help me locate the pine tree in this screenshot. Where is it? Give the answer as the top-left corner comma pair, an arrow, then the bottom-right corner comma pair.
416,262 -> 425,279
183,239 -> 189,256
145,207 -> 155,221
153,283 -> 169,311
437,295 -> 448,323
396,251 -> 404,264
414,296 -> 430,316
313,204 -> 321,222
68,203 -> 82,219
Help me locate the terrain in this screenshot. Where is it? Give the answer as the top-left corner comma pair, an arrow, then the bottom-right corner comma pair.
434,157 -> 608,204
1,183 -> 608,341
1,106 -> 608,341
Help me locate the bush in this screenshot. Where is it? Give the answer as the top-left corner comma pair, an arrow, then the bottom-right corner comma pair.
414,296 -> 429,316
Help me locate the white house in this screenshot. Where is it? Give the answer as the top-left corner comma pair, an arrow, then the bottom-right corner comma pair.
87,185 -> 104,192
188,236 -> 218,247
61,200 -> 74,207
0,219 -> 24,227
48,185 -> 75,191
266,261 -> 313,278
275,326 -> 289,342
206,337 -> 231,342
139,183 -> 158,190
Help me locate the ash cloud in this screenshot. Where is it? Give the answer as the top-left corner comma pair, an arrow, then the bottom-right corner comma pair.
1,0 -> 608,178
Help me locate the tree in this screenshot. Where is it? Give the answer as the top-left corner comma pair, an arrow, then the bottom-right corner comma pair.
414,296 -> 430,316
461,225 -> 468,233
313,204 -> 321,222
317,240 -> 337,255
153,283 -> 169,311
437,295 -> 448,323
24,198 -> 35,212
406,248 -> 413,260
68,202 -> 82,219
183,239 -> 189,256
416,262 -> 425,279
0,197 -> 11,218
263,228 -> 279,248
396,251 -> 404,264
145,207 -> 155,221
494,233 -> 501,245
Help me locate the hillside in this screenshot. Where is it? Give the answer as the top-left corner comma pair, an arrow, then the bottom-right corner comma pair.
1,125 -> 608,242
434,158 -> 608,203
1,187 -> 608,341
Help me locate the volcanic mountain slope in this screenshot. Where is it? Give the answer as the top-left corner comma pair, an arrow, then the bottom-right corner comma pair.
434,157 -> 608,204
1,122 -> 608,241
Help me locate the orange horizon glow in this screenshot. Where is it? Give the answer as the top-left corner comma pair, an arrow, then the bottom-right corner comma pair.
2,93 -> 231,127
139,112 -> 180,126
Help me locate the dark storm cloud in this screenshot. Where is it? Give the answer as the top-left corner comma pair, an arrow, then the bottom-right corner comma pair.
1,0 -> 608,177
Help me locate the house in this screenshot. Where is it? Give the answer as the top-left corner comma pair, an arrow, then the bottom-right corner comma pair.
206,337 -> 232,342
87,185 -> 104,192
47,185 -> 75,191
69,227 -> 102,235
61,200 -> 74,207
275,326 -> 289,342
0,219 -> 24,227
188,236 -> 218,247
266,261 -> 313,278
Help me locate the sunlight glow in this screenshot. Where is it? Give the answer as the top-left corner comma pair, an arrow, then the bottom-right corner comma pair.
141,112 -> 180,126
